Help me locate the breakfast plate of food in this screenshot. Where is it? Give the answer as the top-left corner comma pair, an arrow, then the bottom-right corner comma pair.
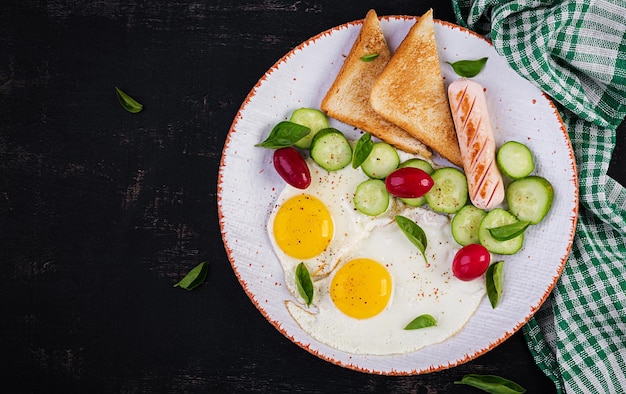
218,9 -> 578,374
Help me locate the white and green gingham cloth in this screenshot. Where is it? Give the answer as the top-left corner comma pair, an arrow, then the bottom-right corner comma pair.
451,0 -> 626,392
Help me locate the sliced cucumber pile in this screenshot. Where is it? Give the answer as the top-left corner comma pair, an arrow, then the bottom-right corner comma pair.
445,141 -> 554,256
262,107 -> 557,260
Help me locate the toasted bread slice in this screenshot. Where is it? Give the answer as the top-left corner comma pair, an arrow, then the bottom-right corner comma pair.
321,10 -> 432,158
370,9 -> 462,166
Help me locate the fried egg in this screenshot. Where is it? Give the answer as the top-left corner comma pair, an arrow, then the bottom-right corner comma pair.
268,157 -> 486,355
267,159 -> 397,299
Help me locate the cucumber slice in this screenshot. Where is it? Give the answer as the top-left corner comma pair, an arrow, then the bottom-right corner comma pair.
353,179 -> 389,216
290,108 -> 329,149
399,159 -> 434,173
451,205 -> 487,246
399,159 -> 433,207
479,208 -> 524,254
360,142 -> 400,179
506,176 -> 554,224
310,128 -> 352,171
497,141 -> 534,179
424,167 -> 468,214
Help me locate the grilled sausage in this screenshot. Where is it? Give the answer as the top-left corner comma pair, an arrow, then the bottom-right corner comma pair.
448,78 -> 504,210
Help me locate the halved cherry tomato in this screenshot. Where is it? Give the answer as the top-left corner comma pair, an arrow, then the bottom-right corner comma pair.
273,147 -> 311,189
385,167 -> 434,198
452,244 -> 491,281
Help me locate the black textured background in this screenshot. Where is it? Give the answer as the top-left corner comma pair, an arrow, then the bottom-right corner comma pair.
1,1 -> 624,392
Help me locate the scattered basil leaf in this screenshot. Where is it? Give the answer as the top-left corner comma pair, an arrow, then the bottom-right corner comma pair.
404,314 -> 437,330
115,87 -> 143,113
486,261 -> 504,308
447,57 -> 488,78
352,132 -> 374,168
255,121 -> 311,149
395,215 -> 428,263
295,262 -> 314,307
360,53 -> 379,62
173,261 -> 209,290
488,221 -> 530,241
454,374 -> 526,394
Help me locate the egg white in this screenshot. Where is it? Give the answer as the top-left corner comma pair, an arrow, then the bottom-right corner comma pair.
267,158 -> 399,299
268,156 -> 486,355
286,207 -> 486,355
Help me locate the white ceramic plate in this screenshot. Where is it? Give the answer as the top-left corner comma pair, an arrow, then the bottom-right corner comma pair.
218,15 -> 578,375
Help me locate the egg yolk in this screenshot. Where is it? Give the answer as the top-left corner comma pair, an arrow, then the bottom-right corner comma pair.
273,194 -> 333,259
330,258 -> 392,319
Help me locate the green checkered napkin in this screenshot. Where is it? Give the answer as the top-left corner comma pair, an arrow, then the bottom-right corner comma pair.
451,0 -> 626,392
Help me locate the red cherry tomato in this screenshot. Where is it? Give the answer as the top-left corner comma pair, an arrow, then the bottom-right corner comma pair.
273,147 -> 311,189
385,167 -> 434,198
452,244 -> 491,281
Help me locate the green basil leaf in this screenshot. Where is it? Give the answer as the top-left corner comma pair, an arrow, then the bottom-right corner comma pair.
352,132 -> 374,168
447,57 -> 488,78
486,261 -> 504,308
488,221 -> 530,241
360,53 -> 379,62
404,314 -> 437,330
115,87 -> 143,113
395,215 -> 428,260
295,262 -> 314,307
173,261 -> 209,290
255,121 -> 311,149
454,374 -> 526,394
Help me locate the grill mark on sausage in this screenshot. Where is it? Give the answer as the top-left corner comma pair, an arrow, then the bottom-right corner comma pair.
468,134 -> 488,175
471,159 -> 494,202
462,99 -> 478,147
485,178 -> 503,207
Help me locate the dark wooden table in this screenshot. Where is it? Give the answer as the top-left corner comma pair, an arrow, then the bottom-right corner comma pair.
1,1 -> 624,392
